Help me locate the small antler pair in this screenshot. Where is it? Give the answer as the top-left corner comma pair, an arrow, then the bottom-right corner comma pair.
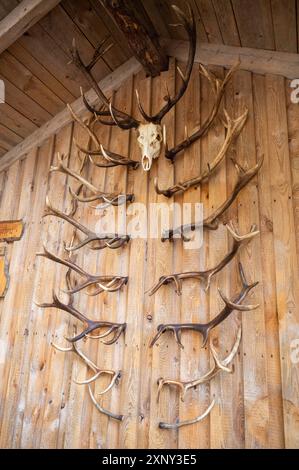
53,340 -> 123,421
157,326 -> 241,403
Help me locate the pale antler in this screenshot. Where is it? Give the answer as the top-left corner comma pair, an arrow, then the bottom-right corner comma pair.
159,399 -> 215,430
157,326 -> 241,402
162,156 -> 264,242
148,222 -> 259,295
50,153 -> 134,205
150,263 -> 259,349
36,245 -> 128,296
43,196 -> 130,251
35,291 -> 126,343
88,384 -> 124,421
52,340 -> 121,390
164,61 -> 240,161
155,107 -> 248,197
68,104 -> 139,169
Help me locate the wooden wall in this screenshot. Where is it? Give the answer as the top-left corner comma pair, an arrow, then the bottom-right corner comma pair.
1,0 -> 299,156
0,61 -> 299,448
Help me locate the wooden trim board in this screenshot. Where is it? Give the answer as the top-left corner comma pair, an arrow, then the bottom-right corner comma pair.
0,57 -> 142,173
0,0 -> 62,55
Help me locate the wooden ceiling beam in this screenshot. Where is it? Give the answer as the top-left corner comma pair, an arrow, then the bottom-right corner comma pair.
0,0 -> 61,55
0,57 -> 141,173
164,39 -> 299,79
100,0 -> 168,77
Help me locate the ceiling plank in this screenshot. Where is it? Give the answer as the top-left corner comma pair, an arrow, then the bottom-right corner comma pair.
0,56 -> 142,173
165,38 -> 299,79
0,0 -> 62,55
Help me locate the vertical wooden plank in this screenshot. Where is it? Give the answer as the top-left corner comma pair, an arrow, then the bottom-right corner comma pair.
232,70 -> 269,448
148,59 -> 178,449
222,72 -> 246,448
253,73 -> 285,448
271,0 -> 297,53
206,67 -> 232,449
265,74 -> 299,448
117,70 -> 148,449
231,0 -> 275,49
285,78 -> 299,262
212,0 -> 241,46
136,74 -> 154,450
102,79 -> 132,449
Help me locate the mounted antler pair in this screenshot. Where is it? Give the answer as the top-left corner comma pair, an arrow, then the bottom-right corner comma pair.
150,262 -> 259,349
51,153 -> 134,206
162,156 -> 264,241
44,196 -> 130,251
68,4 -> 193,172
157,327 -> 242,429
36,291 -> 126,343
37,245 -> 128,296
148,222 -> 259,295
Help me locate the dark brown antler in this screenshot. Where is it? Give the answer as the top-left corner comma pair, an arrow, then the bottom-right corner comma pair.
148,222 -> 258,295
164,62 -> 240,161
35,291 -> 126,343
50,153 -> 134,205
150,263 -> 259,349
162,155 -> 264,242
70,38 -> 139,130
36,245 -> 128,296
72,4 -> 195,127
157,326 -> 241,402
159,399 -> 215,430
68,104 -> 139,169
43,196 -> 130,251
155,108 -> 248,197
135,3 -> 196,125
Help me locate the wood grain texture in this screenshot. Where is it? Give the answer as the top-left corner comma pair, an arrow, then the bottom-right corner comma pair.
0,65 -> 298,449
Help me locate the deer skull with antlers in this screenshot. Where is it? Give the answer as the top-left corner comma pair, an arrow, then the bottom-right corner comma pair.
70,4 -> 196,172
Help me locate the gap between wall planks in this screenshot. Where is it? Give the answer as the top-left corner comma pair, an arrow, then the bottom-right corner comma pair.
0,64 -> 298,448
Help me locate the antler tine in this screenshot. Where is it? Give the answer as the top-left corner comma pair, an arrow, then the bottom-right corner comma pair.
225,221 -> 259,242
165,61 -> 241,161
162,156 -> 264,241
71,38 -> 139,129
150,265 -> 258,349
68,103 -> 100,149
144,2 -> 196,124
157,107 -> 248,197
88,385 -> 124,421
218,288 -> 260,311
159,399 -> 215,430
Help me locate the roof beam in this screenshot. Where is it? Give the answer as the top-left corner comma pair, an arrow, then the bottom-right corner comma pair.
100,0 -> 168,77
0,0 -> 61,55
164,39 -> 299,79
0,56 -> 141,173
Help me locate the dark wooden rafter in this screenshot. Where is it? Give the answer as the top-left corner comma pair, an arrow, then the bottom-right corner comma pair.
100,0 -> 168,77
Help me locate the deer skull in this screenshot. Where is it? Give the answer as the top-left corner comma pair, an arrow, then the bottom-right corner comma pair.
136,123 -> 163,171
